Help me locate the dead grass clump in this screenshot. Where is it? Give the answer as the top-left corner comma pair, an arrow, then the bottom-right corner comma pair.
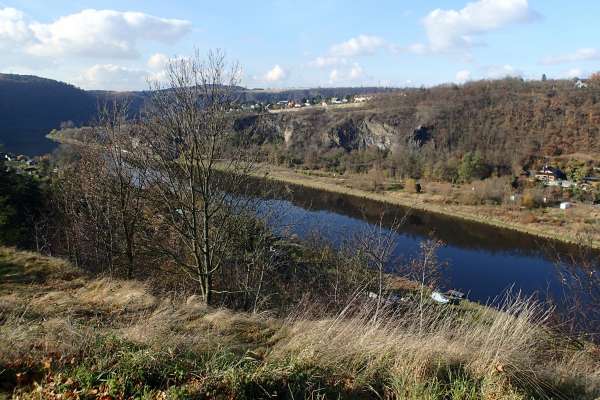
405,178 -> 422,194
269,295 -> 600,399
76,278 -> 156,312
0,247 -> 79,284
472,176 -> 511,205
519,212 -> 538,224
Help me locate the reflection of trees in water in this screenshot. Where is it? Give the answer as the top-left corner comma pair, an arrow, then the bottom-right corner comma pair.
262,178 -> 583,259
546,230 -> 600,340
251,177 -> 600,337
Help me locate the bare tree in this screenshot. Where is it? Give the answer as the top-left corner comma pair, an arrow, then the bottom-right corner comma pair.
353,212 -> 407,319
548,226 -> 600,339
98,100 -> 147,278
406,236 -> 445,332
139,50 -> 255,305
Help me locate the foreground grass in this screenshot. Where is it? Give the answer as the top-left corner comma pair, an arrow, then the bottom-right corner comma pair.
1,247 -> 599,399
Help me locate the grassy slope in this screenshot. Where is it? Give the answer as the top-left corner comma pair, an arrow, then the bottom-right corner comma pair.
1,247 -> 599,399
260,164 -> 600,249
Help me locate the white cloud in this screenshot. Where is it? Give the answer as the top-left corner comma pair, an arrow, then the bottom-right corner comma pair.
78,64 -> 147,90
541,48 -> 600,65
561,68 -> 590,79
483,64 -> 522,79
565,68 -> 582,79
328,63 -> 364,84
455,69 -> 472,83
0,8 -> 31,46
422,0 -> 536,52
329,69 -> 340,83
264,65 -> 287,82
407,43 -> 428,55
147,53 -> 169,70
330,35 -> 385,57
309,56 -> 346,68
349,63 -> 363,79
0,7 -> 191,59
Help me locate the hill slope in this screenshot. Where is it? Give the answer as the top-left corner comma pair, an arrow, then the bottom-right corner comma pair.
0,74 -> 97,155
239,78 -> 600,175
1,246 -> 599,399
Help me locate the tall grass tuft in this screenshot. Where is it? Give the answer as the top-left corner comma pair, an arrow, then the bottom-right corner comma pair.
269,293 -> 600,399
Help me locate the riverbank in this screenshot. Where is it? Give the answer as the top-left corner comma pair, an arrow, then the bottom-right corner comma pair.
260,164 -> 600,249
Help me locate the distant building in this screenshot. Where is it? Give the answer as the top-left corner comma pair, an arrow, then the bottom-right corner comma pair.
575,79 -> 588,89
354,96 -> 371,103
560,202 -> 573,210
534,165 -> 567,183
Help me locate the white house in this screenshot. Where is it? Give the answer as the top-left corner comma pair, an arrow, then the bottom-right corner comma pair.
560,202 -> 573,210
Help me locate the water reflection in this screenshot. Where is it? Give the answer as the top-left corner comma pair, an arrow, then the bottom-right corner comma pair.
254,179 -> 599,335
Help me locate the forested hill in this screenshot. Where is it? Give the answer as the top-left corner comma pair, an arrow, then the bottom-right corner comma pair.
0,74 -> 95,155
0,72 -> 396,156
242,77 -> 600,177
0,74 -> 148,155
3,72 -> 600,162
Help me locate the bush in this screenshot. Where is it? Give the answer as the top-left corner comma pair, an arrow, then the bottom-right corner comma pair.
522,190 -> 542,209
520,212 -> 538,224
405,178 -> 421,193
472,176 -> 511,205
457,151 -> 490,183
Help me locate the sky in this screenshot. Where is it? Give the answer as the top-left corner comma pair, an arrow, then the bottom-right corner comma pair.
1,0 -> 599,90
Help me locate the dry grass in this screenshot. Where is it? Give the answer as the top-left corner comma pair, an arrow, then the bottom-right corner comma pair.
1,247 -> 599,399
271,296 -> 600,399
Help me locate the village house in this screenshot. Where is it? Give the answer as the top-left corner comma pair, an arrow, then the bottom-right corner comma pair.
354,96 -> 372,103
575,79 -> 589,89
534,165 -> 567,183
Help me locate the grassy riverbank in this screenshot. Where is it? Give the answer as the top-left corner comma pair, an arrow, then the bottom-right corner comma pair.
260,164 -> 600,249
1,247 -> 599,399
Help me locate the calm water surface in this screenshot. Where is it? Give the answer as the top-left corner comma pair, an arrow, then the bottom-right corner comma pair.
255,181 -> 599,332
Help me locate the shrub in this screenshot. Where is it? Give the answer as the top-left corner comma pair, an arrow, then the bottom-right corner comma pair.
405,178 -> 421,193
522,190 -> 542,209
520,212 -> 538,224
472,176 -> 511,205
457,151 -> 490,183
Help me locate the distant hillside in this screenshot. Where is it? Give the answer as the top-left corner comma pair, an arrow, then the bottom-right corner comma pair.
235,78 -> 600,176
0,73 -> 394,155
0,74 -> 95,155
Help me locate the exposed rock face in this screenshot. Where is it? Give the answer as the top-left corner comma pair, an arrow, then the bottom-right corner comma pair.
409,125 -> 433,147
327,118 -> 394,151
233,110 -> 402,152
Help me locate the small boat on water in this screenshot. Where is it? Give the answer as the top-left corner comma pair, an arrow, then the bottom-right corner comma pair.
431,291 -> 450,304
431,289 -> 465,305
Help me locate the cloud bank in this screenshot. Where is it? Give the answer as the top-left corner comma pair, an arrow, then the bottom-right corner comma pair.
0,7 -> 191,58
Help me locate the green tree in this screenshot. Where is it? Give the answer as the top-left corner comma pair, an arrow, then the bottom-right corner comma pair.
458,151 -> 488,183
0,161 -> 46,247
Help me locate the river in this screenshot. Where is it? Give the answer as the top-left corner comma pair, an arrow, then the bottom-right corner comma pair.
255,180 -> 599,335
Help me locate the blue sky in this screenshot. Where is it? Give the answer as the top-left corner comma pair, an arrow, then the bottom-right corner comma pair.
1,0 -> 599,90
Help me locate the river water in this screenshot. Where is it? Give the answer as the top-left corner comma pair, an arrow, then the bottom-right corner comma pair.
256,181 -> 599,334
